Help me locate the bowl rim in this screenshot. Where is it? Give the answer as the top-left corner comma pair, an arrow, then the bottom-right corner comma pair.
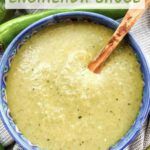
0,11 -> 150,150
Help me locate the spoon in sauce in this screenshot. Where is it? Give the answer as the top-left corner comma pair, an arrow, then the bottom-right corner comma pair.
88,0 -> 150,73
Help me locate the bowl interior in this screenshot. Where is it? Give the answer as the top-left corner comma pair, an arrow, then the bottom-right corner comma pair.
0,12 -> 150,150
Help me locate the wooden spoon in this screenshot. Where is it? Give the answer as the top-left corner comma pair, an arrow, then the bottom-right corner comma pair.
88,0 -> 150,73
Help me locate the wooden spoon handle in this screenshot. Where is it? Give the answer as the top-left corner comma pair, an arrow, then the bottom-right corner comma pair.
88,0 -> 150,73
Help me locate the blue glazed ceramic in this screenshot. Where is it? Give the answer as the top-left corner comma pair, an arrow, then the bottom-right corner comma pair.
0,12 -> 150,150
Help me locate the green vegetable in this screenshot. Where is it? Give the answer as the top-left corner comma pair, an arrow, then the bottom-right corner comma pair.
0,9 -> 127,50
0,0 -> 15,24
0,144 -> 4,150
0,9 -> 70,50
82,9 -> 127,19
147,146 -> 150,150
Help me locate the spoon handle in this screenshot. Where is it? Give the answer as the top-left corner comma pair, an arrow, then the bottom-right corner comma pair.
88,0 -> 150,73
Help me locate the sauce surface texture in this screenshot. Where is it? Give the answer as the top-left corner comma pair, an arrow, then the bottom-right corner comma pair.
6,22 -> 143,150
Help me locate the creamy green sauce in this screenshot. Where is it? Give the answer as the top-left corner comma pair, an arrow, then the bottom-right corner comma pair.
6,22 -> 143,150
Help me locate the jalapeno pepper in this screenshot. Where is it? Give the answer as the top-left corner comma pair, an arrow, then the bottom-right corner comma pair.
0,0 -> 15,24
0,144 -> 4,150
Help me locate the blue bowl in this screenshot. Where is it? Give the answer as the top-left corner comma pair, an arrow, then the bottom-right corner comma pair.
0,12 -> 150,150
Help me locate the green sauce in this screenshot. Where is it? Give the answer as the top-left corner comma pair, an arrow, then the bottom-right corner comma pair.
6,22 -> 143,150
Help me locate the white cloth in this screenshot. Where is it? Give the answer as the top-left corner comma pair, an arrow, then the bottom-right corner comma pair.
126,9 -> 150,150
0,10 -> 150,150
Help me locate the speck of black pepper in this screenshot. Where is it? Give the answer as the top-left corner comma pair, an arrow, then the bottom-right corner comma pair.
116,98 -> 119,101
47,138 -> 50,141
32,88 -> 35,91
128,103 -> 131,106
79,141 -> 84,146
31,68 -> 34,71
46,80 -> 50,83
78,116 -> 82,119
110,110 -> 113,113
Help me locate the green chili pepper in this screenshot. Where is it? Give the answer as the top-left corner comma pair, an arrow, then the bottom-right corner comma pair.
0,9 -> 127,50
83,9 -> 127,19
147,146 -> 150,150
0,9 -> 71,50
0,144 -> 4,150
0,0 -> 15,24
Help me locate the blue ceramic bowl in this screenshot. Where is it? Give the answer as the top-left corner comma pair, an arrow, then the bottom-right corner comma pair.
0,12 -> 150,150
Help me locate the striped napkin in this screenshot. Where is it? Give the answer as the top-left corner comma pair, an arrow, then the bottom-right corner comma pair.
125,8 -> 150,150
0,9 -> 150,150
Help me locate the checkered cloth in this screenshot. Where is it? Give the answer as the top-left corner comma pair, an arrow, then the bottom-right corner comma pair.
0,10 -> 150,150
